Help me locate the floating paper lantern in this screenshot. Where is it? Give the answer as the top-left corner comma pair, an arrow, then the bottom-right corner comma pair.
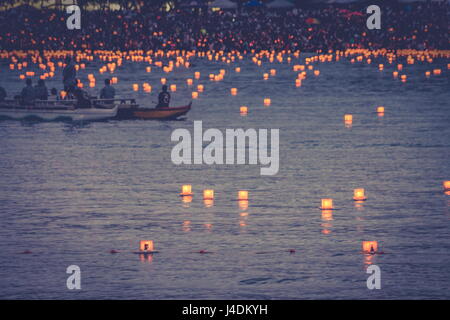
60,91 -> 67,99
433,69 -> 441,75
320,198 -> 333,210
263,73 -> 269,80
344,114 -> 353,125
362,241 -> 378,253
240,106 -> 248,115
295,79 -> 302,87
443,181 -> 450,191
194,71 -> 200,79
161,78 -> 167,85
180,184 -> 193,196
170,84 -> 177,92
264,98 -> 271,106
192,91 -> 198,99
132,83 -> 139,91
270,69 -> 276,76
231,88 -> 238,96
197,84 -> 204,92
111,77 -> 118,84
353,188 -> 367,201
235,67 -> 241,73
377,106 -> 385,116
187,78 -> 193,86
238,190 -> 248,201
139,240 -> 154,252
146,66 -> 151,73
203,189 -> 214,200
397,64 -> 403,71
425,71 -> 431,77
314,70 -> 320,76
378,64 -> 384,70
393,71 -> 398,78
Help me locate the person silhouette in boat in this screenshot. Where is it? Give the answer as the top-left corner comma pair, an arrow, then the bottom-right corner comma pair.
63,56 -> 77,95
34,79 -> 48,101
100,78 -> 116,100
21,79 -> 35,105
156,85 -> 170,109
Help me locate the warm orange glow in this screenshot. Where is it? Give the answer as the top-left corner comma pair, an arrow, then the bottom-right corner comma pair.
132,83 -> 139,91
111,77 -> 118,84
60,91 -> 67,99
362,241 -> 378,253
139,240 -> 154,252
238,190 -> 248,201
321,198 -> 333,210
270,69 -> 276,76
161,78 -> 167,85
240,106 -> 248,115
263,73 -> 269,80
443,181 -> 450,191
393,71 -> 399,78
203,189 -> 214,200
238,200 -> 249,211
314,70 -> 320,76
197,84 -> 204,92
264,98 -> 271,106
170,84 -> 177,92
187,78 -> 193,86
378,64 -> 384,70
194,71 -> 200,79
344,114 -> 353,126
433,69 -> 442,75
425,71 -> 431,77
235,67 -> 241,73
182,195 -> 193,204
353,188 -> 367,201
397,64 -> 403,71
377,106 -> 385,114
146,66 -> 151,73
181,184 -> 193,196
192,91 -> 199,99
321,210 -> 333,221
204,199 -> 214,208
231,88 -> 238,96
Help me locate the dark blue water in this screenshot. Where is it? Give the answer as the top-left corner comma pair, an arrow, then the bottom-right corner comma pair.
0,53 -> 449,299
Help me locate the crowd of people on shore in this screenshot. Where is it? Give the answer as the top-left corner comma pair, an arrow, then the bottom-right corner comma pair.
0,2 -> 448,52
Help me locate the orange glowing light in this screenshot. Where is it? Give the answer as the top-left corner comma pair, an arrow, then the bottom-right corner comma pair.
182,196 -> 193,204
433,69 -> 442,75
362,241 -> 378,253
197,84 -> 204,92
264,98 -> 271,106
235,67 -> 241,73
443,181 -> 450,191
231,88 -> 238,96
344,114 -> 353,124
187,78 -> 193,86
238,190 -> 249,201
353,188 -> 367,201
270,69 -> 276,76
146,66 -> 151,73
170,84 -> 177,92
139,240 -> 154,252
377,106 -> 385,114
425,71 -> 431,77
203,189 -> 214,200
194,71 -> 200,79
263,73 -> 269,80
397,64 -> 403,71
393,71 -> 398,78
192,91 -> 199,99
314,70 -> 320,76
132,83 -> 139,91
181,185 -> 193,196
321,198 -> 333,210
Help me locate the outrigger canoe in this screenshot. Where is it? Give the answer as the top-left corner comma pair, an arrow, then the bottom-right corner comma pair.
0,99 -> 118,121
93,99 -> 191,120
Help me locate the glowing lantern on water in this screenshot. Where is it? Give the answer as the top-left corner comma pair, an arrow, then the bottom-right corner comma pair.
192,91 -> 199,99
393,71 -> 398,78
111,77 -> 118,84
433,69 -> 441,75
203,189 -> 214,200
197,84 -> 204,92
133,84 -> 139,91
238,190 -> 248,201
295,79 -> 302,87
321,198 -> 333,210
377,106 -> 385,115
180,184 -> 193,196
344,114 -> 353,125
231,88 -> 238,96
397,64 -> 403,71
187,78 -> 193,86
235,67 -> 241,73
170,84 -> 177,92
19,74 -> 25,80
264,98 -> 271,106
314,70 -> 320,76
353,188 -> 367,201
270,69 -> 276,76
194,71 -> 200,79
240,106 -> 248,115
263,73 -> 269,80
443,181 -> 450,191
161,78 -> 167,85
139,240 -> 154,252
60,91 -> 67,99
425,71 -> 431,77
378,64 -> 384,71
362,241 -> 378,253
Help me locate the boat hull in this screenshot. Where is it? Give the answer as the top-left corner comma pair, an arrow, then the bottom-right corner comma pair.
0,102 -> 118,121
117,103 -> 192,120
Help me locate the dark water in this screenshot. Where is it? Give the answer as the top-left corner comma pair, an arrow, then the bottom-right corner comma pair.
0,55 -> 449,299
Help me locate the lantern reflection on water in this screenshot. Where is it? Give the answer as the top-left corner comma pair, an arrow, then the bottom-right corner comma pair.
362,241 -> 378,253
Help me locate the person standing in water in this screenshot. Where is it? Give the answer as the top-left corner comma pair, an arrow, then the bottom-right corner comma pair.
156,85 -> 170,108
